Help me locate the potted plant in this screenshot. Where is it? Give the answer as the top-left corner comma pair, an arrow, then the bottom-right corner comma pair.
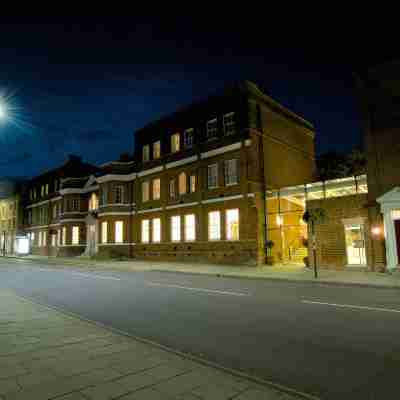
265,240 -> 275,265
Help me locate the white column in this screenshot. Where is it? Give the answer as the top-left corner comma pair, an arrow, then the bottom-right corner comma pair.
383,210 -> 398,271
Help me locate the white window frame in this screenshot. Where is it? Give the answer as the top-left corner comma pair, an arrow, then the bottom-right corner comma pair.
171,133 -> 180,153
141,220 -> 150,243
101,221 -> 108,244
72,226 -> 79,245
143,144 -> 150,162
223,112 -> 235,136
152,218 -> 161,243
185,214 -> 196,242
57,229 -> 61,246
189,174 -> 196,193
171,216 -> 181,242
142,181 -> 150,202
208,164 -> 218,189
224,159 -> 239,186
62,227 -> 67,245
153,141 -> 161,159
226,209 -> 239,241
153,178 -> 161,200
206,118 -> 218,139
208,211 -> 221,241
115,221 -> 123,244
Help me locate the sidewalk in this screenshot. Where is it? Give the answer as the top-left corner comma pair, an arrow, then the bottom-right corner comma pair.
0,290 -> 309,400
3,255 -> 400,290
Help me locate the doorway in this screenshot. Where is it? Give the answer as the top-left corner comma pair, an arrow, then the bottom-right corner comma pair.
344,223 -> 367,266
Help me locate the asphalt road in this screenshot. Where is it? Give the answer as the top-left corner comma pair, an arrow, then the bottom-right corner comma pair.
1,260 -> 400,399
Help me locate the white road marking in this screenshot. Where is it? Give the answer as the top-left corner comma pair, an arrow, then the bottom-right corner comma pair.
146,281 -> 250,297
302,300 -> 400,314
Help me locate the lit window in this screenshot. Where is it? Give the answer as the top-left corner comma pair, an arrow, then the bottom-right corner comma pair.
72,226 -> 79,245
115,185 -> 124,204
171,216 -> 181,242
226,209 -> 239,240
152,218 -> 161,243
179,173 -> 187,195
223,112 -> 235,136
141,220 -> 150,243
101,221 -> 108,243
189,175 -> 196,193
142,181 -> 150,202
101,187 -> 108,205
31,232 -> 35,243
185,214 -> 196,241
143,144 -> 150,162
51,234 -> 57,247
153,178 -> 161,200
62,227 -> 67,245
115,221 -> 123,243
184,128 -> 194,148
153,141 -> 161,159
89,193 -> 98,211
169,179 -> 176,200
208,211 -> 221,240
207,118 -> 218,139
171,133 -> 180,153
208,164 -> 218,189
224,159 -> 239,186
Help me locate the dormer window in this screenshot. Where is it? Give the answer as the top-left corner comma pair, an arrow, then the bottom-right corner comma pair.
223,112 -> 236,136
143,145 -> 150,162
184,128 -> 194,149
206,119 -> 218,140
153,141 -> 161,159
171,133 -> 180,153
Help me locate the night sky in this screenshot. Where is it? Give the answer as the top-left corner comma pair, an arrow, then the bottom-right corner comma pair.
0,17 -> 393,178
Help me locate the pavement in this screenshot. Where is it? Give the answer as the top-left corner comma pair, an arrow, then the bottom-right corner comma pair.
5,255 -> 400,289
0,289 -> 303,400
1,259 -> 400,399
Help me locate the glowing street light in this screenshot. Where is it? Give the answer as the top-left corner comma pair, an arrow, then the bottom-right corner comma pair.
0,101 -> 6,120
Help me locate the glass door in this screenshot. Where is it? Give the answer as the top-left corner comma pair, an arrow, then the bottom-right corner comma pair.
344,224 -> 367,265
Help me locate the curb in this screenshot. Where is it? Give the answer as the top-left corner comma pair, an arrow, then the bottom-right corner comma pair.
14,291 -> 320,400
3,255 -> 400,291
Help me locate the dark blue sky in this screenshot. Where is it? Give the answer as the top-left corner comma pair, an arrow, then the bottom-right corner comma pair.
0,17 -> 392,178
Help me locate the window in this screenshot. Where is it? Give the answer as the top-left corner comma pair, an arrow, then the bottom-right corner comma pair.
101,187 -> 108,205
206,118 -> 218,139
224,159 -> 239,186
153,141 -> 161,159
178,172 -> 187,195
169,179 -> 176,200
226,209 -> 239,240
54,180 -> 58,192
115,221 -> 123,243
38,231 -> 42,247
31,232 -> 35,243
51,234 -> 56,247
223,112 -> 235,136
208,164 -> 218,189
152,218 -> 161,243
89,193 -> 98,211
143,144 -> 150,162
142,181 -> 150,202
53,205 -> 57,219
72,226 -> 79,245
153,178 -> 161,200
72,199 -> 80,211
184,128 -> 194,148
33,188 -> 37,199
208,211 -> 221,240
62,227 -> 67,245
115,185 -> 124,204
45,184 -> 49,195
141,220 -> 150,243
171,133 -> 180,153
28,211 -> 32,225
171,216 -> 181,242
57,229 -> 61,246
189,175 -> 196,193
101,221 -> 108,244
185,214 -> 196,241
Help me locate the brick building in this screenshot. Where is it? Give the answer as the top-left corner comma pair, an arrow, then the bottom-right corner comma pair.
24,81 -> 316,264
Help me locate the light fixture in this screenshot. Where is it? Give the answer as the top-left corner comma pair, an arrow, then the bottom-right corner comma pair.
371,226 -> 382,236
276,215 -> 283,226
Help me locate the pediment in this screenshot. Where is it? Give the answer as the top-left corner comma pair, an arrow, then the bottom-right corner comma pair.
377,186 -> 400,204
